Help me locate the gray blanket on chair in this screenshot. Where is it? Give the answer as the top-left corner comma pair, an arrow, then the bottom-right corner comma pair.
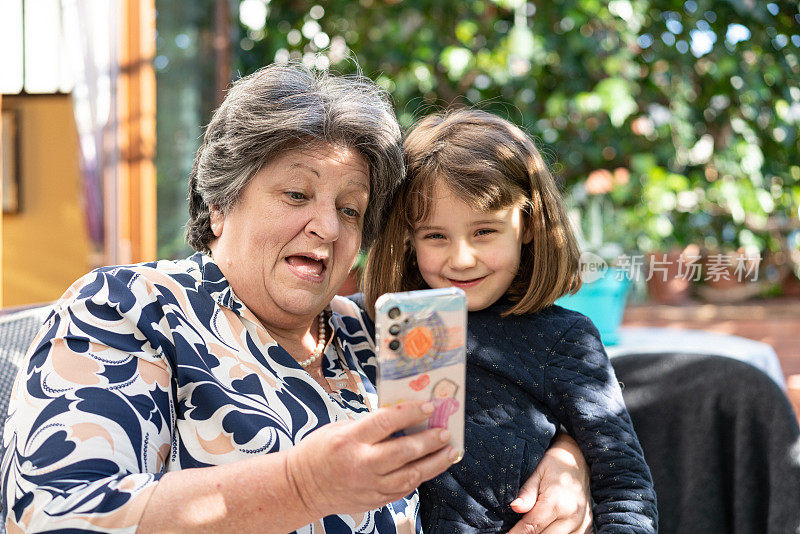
612,352 -> 800,534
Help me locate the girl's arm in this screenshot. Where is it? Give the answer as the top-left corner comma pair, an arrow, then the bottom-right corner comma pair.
543,315 -> 658,532
508,433 -> 593,534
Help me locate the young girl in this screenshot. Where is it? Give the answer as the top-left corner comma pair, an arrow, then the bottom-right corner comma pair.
363,109 -> 657,532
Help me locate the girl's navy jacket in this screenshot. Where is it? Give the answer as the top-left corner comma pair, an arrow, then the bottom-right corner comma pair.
418,299 -> 658,533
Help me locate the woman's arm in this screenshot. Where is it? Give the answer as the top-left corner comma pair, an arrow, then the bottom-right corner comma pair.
2,272 -> 456,532
6,331 -> 453,533
1,272 -> 176,532
508,433 -> 592,534
138,402 -> 457,533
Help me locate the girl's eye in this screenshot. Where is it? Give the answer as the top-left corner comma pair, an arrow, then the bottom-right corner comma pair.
286,191 -> 307,201
475,228 -> 496,237
424,233 -> 446,240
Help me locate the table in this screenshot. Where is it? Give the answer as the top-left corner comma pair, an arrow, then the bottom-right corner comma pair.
606,326 -> 786,389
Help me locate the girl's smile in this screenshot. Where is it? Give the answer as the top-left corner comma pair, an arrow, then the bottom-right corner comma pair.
412,182 -> 532,312
446,276 -> 487,289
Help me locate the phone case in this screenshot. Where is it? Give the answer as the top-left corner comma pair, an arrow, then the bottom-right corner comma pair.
375,287 -> 467,456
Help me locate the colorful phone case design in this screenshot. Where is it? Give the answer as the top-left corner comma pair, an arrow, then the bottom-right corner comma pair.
375,288 -> 467,456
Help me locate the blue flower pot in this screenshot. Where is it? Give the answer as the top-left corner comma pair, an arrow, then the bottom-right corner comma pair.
555,268 -> 631,345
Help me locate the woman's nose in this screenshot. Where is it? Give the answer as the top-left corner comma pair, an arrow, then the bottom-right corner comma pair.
450,240 -> 477,269
307,203 -> 340,242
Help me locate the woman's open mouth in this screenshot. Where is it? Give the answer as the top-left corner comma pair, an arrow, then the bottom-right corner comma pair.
286,255 -> 327,282
447,276 -> 486,289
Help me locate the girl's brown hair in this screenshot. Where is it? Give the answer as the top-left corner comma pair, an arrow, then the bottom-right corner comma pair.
363,108 -> 582,317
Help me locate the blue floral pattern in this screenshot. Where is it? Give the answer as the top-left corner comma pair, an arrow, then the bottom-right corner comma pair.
1,253 -> 420,533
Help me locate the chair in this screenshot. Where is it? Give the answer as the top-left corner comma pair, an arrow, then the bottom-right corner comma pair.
612,353 -> 800,534
0,305 -> 52,534
0,306 -> 52,427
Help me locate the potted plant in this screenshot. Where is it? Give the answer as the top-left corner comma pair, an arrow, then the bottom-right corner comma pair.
690,176 -> 776,303
630,155 -> 706,304
557,168 -> 635,345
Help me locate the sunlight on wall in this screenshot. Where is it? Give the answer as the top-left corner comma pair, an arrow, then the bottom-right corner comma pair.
2,95 -> 92,307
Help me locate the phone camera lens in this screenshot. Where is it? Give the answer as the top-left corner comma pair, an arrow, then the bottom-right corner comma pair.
389,339 -> 401,351
388,307 -> 401,319
389,324 -> 401,335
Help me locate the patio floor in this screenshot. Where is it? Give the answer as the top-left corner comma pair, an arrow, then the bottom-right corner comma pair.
622,296 -> 800,419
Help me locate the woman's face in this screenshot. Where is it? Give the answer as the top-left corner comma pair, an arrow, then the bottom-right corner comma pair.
209,144 -> 369,332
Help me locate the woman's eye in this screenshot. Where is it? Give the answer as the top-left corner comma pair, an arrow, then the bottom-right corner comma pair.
286,191 -> 307,201
341,207 -> 360,219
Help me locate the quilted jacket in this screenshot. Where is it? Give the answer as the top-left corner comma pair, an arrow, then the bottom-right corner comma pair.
418,300 -> 658,533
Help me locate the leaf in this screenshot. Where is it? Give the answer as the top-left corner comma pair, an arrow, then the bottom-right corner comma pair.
595,77 -> 638,126
439,47 -> 474,80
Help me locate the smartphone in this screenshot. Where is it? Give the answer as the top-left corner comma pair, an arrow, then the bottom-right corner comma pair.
375,287 -> 467,456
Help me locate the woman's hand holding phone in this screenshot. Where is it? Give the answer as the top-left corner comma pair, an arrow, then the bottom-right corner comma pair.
285,401 -> 459,518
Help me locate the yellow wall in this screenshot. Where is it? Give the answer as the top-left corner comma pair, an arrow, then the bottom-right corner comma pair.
2,95 -> 92,307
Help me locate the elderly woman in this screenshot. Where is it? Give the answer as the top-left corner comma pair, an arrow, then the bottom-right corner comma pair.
2,64 -> 591,533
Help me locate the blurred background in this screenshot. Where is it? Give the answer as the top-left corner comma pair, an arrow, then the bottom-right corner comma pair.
0,0 -> 798,378
156,0 -> 800,281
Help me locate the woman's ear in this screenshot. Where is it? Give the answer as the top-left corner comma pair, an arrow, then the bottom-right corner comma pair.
209,207 -> 224,237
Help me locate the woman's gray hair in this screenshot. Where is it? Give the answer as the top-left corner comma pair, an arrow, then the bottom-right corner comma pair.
186,63 -> 404,252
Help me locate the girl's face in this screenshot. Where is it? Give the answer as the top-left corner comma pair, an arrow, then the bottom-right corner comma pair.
412,182 -> 531,312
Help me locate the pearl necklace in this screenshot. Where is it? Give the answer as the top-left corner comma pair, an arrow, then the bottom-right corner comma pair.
298,312 -> 327,368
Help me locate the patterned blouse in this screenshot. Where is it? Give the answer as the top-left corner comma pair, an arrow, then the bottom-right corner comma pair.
1,253 -> 419,533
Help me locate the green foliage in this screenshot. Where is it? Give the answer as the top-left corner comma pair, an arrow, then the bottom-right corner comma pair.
154,0 -> 219,259
154,0 -> 800,259
234,0 -> 799,254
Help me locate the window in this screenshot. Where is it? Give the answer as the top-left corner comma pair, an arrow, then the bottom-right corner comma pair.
0,0 -> 73,95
